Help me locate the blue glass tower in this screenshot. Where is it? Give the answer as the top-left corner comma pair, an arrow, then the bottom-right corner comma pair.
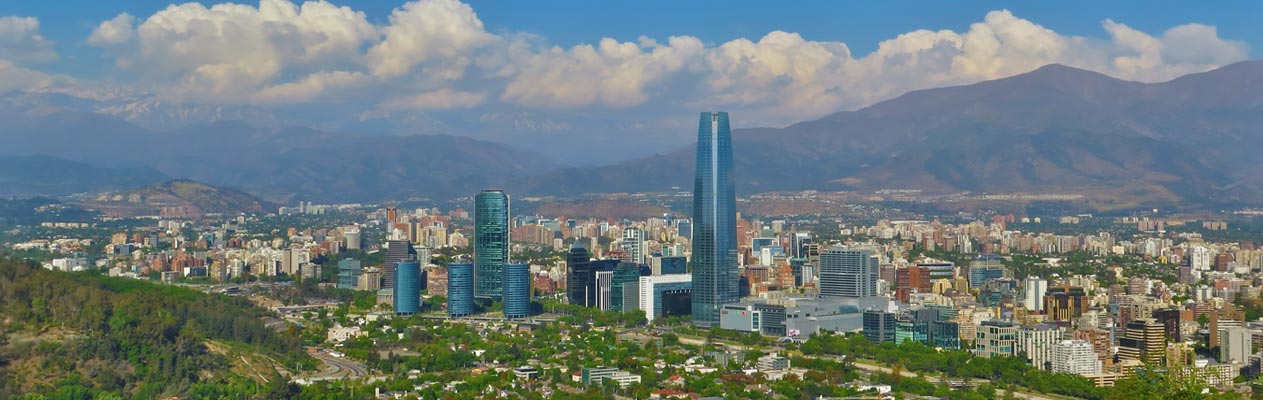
475,190 -> 510,300
447,263 -> 475,317
393,260 -> 421,315
337,258 -> 361,289
690,112 -> 738,327
502,263 -> 531,319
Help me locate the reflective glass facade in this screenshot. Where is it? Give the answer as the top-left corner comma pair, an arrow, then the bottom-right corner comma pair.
503,263 -> 531,318
393,260 -> 421,315
475,190 -> 510,299
447,263 -> 475,317
691,112 -> 738,327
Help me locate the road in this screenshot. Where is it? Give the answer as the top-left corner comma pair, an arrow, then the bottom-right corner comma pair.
295,350 -> 368,383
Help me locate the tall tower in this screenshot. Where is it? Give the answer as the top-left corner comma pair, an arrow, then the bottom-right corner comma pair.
690,112 -> 738,327
447,263 -> 474,317
475,189 -> 510,299
622,227 -> 645,265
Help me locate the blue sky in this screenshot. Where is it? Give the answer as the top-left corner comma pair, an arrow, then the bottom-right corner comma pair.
0,1 -> 1258,161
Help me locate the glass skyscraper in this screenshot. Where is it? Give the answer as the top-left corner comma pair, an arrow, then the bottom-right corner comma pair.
690,112 -> 738,327
393,260 -> 421,315
475,189 -> 510,299
502,263 -> 531,319
447,263 -> 474,317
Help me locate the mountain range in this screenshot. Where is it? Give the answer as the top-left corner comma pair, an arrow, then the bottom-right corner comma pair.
4,61 -> 1263,209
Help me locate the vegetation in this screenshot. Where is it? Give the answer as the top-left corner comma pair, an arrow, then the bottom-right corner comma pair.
0,259 -> 309,398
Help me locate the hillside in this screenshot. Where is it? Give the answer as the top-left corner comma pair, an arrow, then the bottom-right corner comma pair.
0,260 -> 307,398
78,180 -> 277,217
0,155 -> 168,197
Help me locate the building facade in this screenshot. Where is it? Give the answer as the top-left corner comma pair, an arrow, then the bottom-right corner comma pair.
819,247 -> 878,298
393,260 -> 421,315
502,263 -> 531,319
475,189 -> 510,299
447,263 -> 475,317
691,112 -> 739,327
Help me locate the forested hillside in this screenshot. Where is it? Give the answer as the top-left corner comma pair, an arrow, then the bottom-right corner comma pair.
0,260 -> 308,398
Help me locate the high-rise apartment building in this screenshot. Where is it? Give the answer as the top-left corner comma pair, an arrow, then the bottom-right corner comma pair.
1052,340 -> 1102,375
622,227 -> 645,265
475,190 -> 510,299
1016,324 -> 1064,370
691,112 -> 738,327
819,247 -> 878,298
1118,318 -> 1166,364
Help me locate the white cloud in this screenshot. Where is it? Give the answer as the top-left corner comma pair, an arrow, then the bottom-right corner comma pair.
0,58 -> 52,92
74,3 -> 1251,125
380,88 -> 486,110
88,13 -> 136,46
366,0 -> 496,79
502,36 -> 704,108
122,0 -> 376,101
0,16 -> 56,63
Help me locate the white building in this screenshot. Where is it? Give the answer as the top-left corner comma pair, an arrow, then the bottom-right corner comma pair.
1023,276 -> 1048,311
1188,246 -> 1212,271
1222,327 -> 1254,364
1051,340 -> 1101,375
1016,324 -> 1064,370
638,274 -> 692,322
622,227 -> 645,265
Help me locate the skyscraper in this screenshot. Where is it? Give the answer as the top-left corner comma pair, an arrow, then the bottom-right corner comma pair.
383,235 -> 416,290
503,263 -> 531,319
566,242 -> 592,306
622,227 -> 645,265
393,260 -> 421,315
475,189 -> 510,299
1023,276 -> 1048,312
447,263 -> 474,317
818,247 -> 878,298
691,112 -> 738,327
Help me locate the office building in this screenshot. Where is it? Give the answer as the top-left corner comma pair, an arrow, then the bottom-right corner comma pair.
1043,286 -> 1088,321
863,309 -> 896,343
919,261 -> 955,281
976,320 -> 1017,358
596,270 -> 614,311
638,274 -> 692,321
1051,340 -> 1102,375
819,247 -> 878,298
931,321 -> 961,350
1118,318 -> 1166,364
1023,276 -> 1048,312
969,255 -> 1008,287
503,263 -> 531,319
475,189 -> 510,299
337,258 -> 361,290
1016,324 -> 1064,370
651,255 -> 687,275
343,229 -> 361,250
447,263 -> 474,317
393,260 -> 421,315
895,265 -> 931,302
610,262 -> 641,312
691,112 -> 739,327
566,243 -> 593,306
383,238 -> 416,290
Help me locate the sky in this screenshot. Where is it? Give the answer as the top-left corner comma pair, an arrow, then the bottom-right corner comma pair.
0,0 -> 1259,162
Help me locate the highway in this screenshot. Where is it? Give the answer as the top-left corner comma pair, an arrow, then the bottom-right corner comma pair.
295,350 -> 368,384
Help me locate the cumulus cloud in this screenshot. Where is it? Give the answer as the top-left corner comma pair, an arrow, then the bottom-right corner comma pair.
0,16 -> 56,63
502,36 -> 704,108
77,3 -> 1251,124
88,13 -> 136,46
118,0 -> 376,101
366,0 -> 496,79
380,88 -> 486,110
